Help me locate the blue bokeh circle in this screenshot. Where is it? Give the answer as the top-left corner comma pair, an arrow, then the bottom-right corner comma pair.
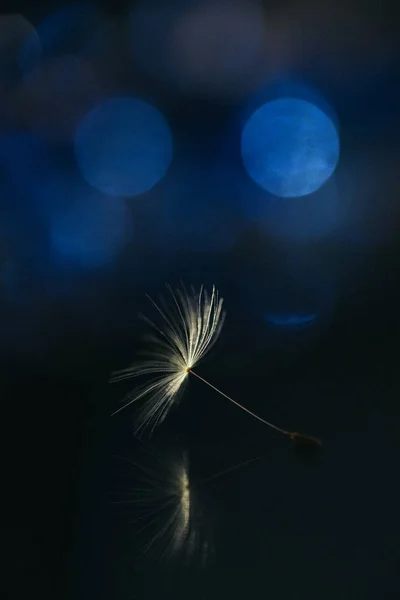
241,98 -> 340,198
74,97 -> 173,197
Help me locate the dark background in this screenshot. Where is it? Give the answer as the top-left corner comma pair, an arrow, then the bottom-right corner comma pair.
2,1 -> 400,599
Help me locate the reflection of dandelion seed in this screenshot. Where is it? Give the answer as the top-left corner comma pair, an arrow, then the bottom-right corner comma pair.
111,284 -> 321,445
112,449 -> 210,563
112,441 -> 321,568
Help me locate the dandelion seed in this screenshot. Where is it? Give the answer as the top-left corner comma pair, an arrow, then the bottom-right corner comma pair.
111,284 -> 321,445
111,284 -> 225,434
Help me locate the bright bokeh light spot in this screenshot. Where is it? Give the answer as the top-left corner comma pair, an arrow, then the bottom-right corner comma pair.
74,97 -> 173,197
241,98 -> 340,197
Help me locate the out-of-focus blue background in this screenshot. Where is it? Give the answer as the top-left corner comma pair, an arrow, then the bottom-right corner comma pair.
2,2 -> 399,599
